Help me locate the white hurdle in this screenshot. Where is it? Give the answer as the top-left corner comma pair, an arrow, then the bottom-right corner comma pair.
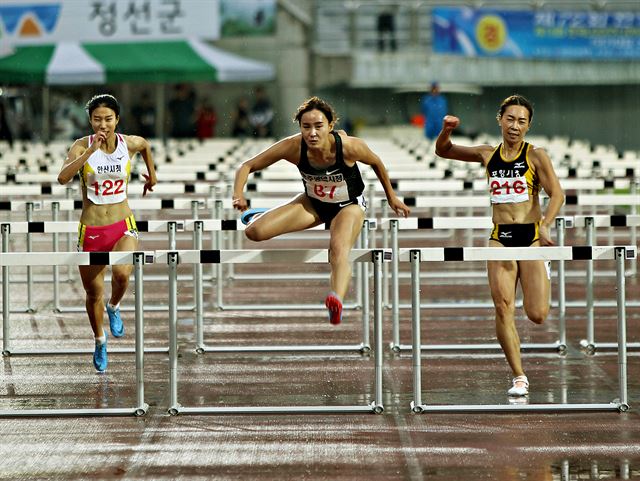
186,221 -> 374,354
384,215 -> 640,353
0,220 -> 194,316
385,217 -> 574,353
574,215 -> 640,352
188,212 -> 367,310
155,248 -> 389,415
403,245 -> 636,413
0,251 -> 149,417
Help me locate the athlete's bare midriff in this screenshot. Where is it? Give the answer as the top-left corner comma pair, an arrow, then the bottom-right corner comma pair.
79,191 -> 132,226
491,195 -> 542,225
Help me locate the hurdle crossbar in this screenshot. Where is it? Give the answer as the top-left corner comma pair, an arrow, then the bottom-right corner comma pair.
0,251 -> 149,417
0,220 -> 195,316
573,216 -> 640,352
386,217 -> 567,352
385,216 -> 640,352
187,217 -> 367,313
404,245 -> 635,413
157,248 -> 388,415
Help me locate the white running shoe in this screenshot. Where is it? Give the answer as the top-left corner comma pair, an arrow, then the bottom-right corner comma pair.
508,375 -> 529,397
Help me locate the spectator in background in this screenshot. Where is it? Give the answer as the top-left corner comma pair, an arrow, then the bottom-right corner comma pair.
250,85 -> 274,138
377,9 -> 396,52
421,82 -> 448,141
52,93 -> 86,140
168,84 -> 196,138
231,98 -> 252,138
196,98 -> 217,140
0,101 -> 14,148
131,93 -> 156,138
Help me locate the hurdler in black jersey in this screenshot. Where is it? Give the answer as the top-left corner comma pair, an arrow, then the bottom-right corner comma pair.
298,130 -> 366,224
232,96 -> 410,326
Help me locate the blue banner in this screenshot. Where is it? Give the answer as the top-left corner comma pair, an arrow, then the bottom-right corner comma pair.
432,7 -> 640,60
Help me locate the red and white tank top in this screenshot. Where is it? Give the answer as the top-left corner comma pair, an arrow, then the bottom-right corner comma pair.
80,133 -> 131,205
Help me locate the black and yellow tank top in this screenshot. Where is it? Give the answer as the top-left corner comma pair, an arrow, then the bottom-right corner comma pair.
485,141 -> 538,204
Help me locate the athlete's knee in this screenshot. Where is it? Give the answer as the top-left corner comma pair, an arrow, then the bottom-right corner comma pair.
525,305 -> 548,325
85,289 -> 103,304
111,268 -> 130,287
244,223 -> 268,242
492,297 -> 515,320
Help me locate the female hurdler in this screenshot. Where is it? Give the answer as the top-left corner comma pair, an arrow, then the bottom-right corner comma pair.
435,94 -> 564,397
232,96 -> 410,324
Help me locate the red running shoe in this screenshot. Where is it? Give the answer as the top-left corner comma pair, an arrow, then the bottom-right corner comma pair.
325,292 -> 343,325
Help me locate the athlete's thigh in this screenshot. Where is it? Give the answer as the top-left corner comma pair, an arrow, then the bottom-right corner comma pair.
487,240 -> 518,304
111,232 -> 138,277
518,259 -> 550,306
251,194 -> 322,237
329,205 -> 365,251
79,264 -> 107,294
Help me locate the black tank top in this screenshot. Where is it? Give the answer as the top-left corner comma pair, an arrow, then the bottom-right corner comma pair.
298,131 -> 365,203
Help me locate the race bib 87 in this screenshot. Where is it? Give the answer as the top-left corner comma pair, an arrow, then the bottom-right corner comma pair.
302,172 -> 350,203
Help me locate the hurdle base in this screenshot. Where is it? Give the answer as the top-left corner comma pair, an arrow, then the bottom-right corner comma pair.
580,341 -> 640,352
55,304 -> 195,313
410,402 -> 626,413
169,403 -> 381,415
3,347 -> 168,356
0,405 -> 149,417
393,342 -> 565,353
216,302 -> 360,311
579,339 -> 597,354
195,343 -> 370,354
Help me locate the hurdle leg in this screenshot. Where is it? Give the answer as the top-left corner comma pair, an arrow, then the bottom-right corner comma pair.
368,183 -> 376,249
381,200 -> 390,307
372,250 -> 384,413
167,252 -> 181,415
409,250 -> 423,412
2,224 -> 10,356
631,179 -> 638,277
194,222 -> 205,353
25,202 -> 34,313
615,247 -> 629,411
134,253 -> 149,416
359,221 -> 370,350
225,179 -> 236,281
390,220 -> 400,351
167,221 -> 177,250
356,221 -> 365,310
65,186 -> 74,282
214,200 -> 223,309
581,217 -> 596,352
555,217 -> 567,352
52,202 -> 61,312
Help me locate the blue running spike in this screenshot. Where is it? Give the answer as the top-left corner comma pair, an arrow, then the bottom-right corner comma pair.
93,334 -> 108,372
106,302 -> 124,338
240,207 -> 268,225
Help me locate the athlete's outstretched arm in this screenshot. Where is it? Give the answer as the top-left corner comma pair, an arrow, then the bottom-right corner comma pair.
350,137 -> 410,217
232,136 -> 298,212
435,115 -> 490,163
